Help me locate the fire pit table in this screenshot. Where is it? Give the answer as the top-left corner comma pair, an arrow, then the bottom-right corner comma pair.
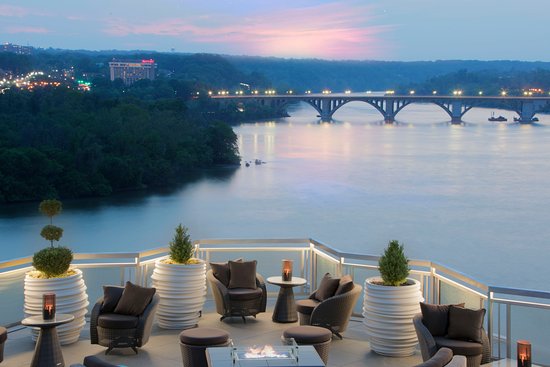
206,343 -> 325,367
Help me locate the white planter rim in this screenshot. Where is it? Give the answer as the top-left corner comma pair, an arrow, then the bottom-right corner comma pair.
366,277 -> 420,288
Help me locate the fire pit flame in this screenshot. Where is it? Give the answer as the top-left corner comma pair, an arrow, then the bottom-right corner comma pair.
243,345 -> 290,359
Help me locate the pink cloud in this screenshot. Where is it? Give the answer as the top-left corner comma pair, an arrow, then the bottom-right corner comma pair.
0,5 -> 29,17
6,26 -> 50,34
103,1 -> 394,59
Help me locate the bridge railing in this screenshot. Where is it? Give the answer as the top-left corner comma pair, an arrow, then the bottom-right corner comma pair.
0,238 -> 548,364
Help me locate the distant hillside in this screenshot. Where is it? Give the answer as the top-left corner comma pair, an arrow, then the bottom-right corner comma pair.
224,55 -> 550,92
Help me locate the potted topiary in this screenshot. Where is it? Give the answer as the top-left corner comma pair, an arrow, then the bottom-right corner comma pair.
151,224 -> 206,329
362,240 -> 424,357
24,199 -> 89,345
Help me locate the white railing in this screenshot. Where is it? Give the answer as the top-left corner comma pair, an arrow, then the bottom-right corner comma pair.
0,238 -> 548,363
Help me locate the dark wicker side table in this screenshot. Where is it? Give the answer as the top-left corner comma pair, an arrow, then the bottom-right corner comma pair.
22,313 -> 75,367
267,276 -> 307,323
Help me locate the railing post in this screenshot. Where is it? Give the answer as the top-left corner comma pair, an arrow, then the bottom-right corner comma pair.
506,304 -> 512,359
488,290 -> 493,359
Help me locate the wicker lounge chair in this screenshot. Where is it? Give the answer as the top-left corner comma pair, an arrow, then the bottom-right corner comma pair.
414,347 -> 467,367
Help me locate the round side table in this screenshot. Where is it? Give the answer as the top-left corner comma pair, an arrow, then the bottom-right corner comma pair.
267,276 -> 307,323
22,313 -> 75,367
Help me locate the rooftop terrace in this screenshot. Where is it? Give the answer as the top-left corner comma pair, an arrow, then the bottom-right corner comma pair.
1,238 -> 549,366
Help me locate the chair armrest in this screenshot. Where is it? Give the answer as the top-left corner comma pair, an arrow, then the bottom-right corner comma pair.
310,284 -> 361,333
256,273 -> 267,312
413,314 -> 438,361
447,355 -> 467,367
90,296 -> 104,344
480,327 -> 491,364
137,293 -> 160,346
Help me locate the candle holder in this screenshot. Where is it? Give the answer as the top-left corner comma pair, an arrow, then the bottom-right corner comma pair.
282,259 -> 293,281
42,293 -> 56,320
517,340 -> 531,367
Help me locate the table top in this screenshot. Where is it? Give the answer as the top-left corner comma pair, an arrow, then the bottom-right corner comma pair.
207,345 -> 324,367
267,276 -> 307,287
21,314 -> 75,328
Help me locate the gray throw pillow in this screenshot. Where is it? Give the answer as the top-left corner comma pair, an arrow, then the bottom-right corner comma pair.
334,274 -> 354,296
113,281 -> 156,316
420,302 -> 465,337
101,285 -> 124,313
314,273 -> 340,301
210,258 -> 243,287
228,260 -> 257,289
447,305 -> 486,343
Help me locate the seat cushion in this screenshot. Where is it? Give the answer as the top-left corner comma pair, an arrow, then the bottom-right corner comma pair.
283,325 -> 332,344
420,302 -> 464,337
414,347 -> 453,367
0,326 -> 6,343
82,355 -> 118,367
314,273 -> 340,301
447,306 -> 485,343
434,337 -> 483,357
98,313 -> 139,329
334,274 -> 354,296
114,281 -> 156,316
227,287 -> 263,301
228,260 -> 257,289
101,286 -> 124,313
296,298 -> 319,315
179,327 -> 230,346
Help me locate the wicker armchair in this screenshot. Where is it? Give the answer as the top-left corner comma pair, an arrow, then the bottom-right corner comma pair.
296,282 -> 362,339
207,269 -> 267,322
90,286 -> 159,354
414,348 -> 467,367
413,314 -> 491,367
0,326 -> 6,363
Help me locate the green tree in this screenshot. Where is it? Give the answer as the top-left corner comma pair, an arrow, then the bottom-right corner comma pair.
169,224 -> 194,264
378,240 -> 410,286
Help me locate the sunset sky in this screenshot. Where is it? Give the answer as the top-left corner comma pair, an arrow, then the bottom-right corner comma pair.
1,0 -> 548,61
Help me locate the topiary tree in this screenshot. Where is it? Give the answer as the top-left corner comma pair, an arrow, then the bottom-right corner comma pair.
169,224 -> 194,264
33,199 -> 73,277
378,240 -> 410,286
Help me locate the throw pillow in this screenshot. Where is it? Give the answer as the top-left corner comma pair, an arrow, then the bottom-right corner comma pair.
334,274 -> 354,296
101,285 -> 124,313
228,260 -> 257,289
447,305 -> 486,343
420,302 -> 465,337
314,273 -> 340,301
113,281 -> 156,316
210,258 -> 243,287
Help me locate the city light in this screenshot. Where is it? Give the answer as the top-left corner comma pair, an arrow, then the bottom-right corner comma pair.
501,90 -> 507,96
322,89 -> 331,94
478,91 -> 483,95
432,90 -> 438,95
452,90 -> 463,96
344,90 -> 351,94
305,90 -> 312,94
409,90 -> 415,95
385,90 -> 395,95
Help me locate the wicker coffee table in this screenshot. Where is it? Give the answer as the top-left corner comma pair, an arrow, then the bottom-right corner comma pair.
267,276 -> 307,323
22,313 -> 74,367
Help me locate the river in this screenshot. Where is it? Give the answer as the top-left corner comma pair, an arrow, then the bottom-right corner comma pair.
1,101 -> 549,290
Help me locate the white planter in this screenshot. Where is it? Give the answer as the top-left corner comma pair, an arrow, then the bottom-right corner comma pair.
362,277 -> 424,357
151,259 -> 206,329
24,268 -> 89,345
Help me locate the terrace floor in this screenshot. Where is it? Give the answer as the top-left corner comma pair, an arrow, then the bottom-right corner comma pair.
3,298 -> 422,367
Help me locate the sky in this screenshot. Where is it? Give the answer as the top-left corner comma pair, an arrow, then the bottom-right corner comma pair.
1,0 -> 549,61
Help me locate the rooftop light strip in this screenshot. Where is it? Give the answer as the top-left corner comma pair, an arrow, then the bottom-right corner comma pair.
490,297 -> 550,310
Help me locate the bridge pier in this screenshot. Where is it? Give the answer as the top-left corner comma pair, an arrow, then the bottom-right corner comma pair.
450,101 -> 463,124
384,100 -> 395,123
517,101 -> 537,123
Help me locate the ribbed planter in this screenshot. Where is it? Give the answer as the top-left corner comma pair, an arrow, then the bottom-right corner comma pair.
362,277 -> 424,357
24,268 -> 89,345
151,259 -> 206,329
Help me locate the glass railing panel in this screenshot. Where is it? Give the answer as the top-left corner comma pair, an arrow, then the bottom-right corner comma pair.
340,264 -> 379,315
79,267 -> 125,313
313,254 -> 339,290
0,270 -> 26,326
440,280 -> 485,309
509,304 -> 550,365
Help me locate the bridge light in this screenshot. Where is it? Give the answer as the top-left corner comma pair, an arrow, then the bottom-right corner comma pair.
452,90 -> 462,96
409,90 -> 415,95
385,90 -> 395,95
345,90 -> 351,94
432,90 -> 437,95
478,91 -> 483,95
501,90 -> 507,96
287,90 -> 293,94
305,90 -> 311,94
208,91 -> 213,96
366,90 -> 372,94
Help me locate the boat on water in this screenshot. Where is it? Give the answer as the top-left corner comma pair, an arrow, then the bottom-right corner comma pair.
513,117 -> 539,122
488,112 -> 507,122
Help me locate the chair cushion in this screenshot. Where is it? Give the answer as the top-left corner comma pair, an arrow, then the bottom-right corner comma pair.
227,287 -> 263,301
101,286 -> 124,313
83,355 -> 118,367
447,306 -> 485,343
97,313 -> 139,329
0,326 -> 6,343
414,347 -> 453,367
210,258 -> 243,287
314,273 -> 340,301
296,298 -> 319,315
283,325 -> 332,344
434,337 -> 483,357
228,260 -> 257,289
179,327 -> 230,346
420,302 -> 465,337
334,274 -> 354,296
113,281 -> 156,316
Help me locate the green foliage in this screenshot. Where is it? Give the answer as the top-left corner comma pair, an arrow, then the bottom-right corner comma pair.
40,225 -> 63,244
378,240 -> 410,286
39,199 -> 62,219
169,224 -> 193,264
32,246 -> 73,278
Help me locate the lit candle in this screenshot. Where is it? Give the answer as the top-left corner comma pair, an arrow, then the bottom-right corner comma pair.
282,260 -> 293,281
517,340 -> 531,367
42,293 -> 56,320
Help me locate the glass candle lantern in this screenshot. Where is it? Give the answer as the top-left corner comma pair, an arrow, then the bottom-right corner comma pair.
282,260 -> 293,281
42,293 -> 56,320
517,340 -> 531,367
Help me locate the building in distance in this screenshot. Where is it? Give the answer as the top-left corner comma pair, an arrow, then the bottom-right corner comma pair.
1,43 -> 33,55
109,59 -> 157,85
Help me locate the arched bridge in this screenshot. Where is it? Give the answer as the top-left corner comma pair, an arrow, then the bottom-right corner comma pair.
212,94 -> 550,123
